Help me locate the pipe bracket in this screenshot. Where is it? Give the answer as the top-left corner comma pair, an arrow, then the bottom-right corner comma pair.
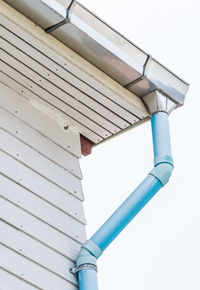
70,263 -> 97,274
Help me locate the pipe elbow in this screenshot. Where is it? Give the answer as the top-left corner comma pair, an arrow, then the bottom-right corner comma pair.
149,161 -> 174,186
76,248 -> 97,267
76,240 -> 102,267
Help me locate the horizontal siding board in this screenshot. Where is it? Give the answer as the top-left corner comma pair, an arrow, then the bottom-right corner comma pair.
1,221 -> 77,284
0,175 -> 86,241
0,81 -> 83,155
0,108 -> 82,179
0,48 -> 112,139
0,152 -> 86,222
0,14 -> 89,289
0,12 -> 147,119
0,197 -> 83,260
0,29 -> 128,131
0,128 -> 83,200
0,245 -> 78,290
0,269 -> 36,290
0,73 -> 103,144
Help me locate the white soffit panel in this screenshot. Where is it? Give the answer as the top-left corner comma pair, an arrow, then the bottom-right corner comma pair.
0,1 -> 149,145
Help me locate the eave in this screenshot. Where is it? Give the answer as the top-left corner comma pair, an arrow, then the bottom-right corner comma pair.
0,0 -> 149,147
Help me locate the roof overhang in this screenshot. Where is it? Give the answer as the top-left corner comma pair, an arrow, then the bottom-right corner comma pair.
0,0 -> 189,146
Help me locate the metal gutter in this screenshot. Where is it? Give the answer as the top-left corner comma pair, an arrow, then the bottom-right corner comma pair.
3,0 -> 68,27
3,0 -> 189,111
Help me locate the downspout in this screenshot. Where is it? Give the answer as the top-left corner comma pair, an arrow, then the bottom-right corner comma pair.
71,91 -> 174,289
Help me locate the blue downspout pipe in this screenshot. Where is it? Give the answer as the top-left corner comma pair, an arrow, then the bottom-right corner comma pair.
72,112 -> 174,289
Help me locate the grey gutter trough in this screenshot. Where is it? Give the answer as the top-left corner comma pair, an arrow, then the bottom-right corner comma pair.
3,0 -> 189,112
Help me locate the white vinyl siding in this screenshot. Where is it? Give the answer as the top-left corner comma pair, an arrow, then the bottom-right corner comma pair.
0,245 -> 78,290
0,153 -> 85,223
0,129 -> 83,200
0,108 -> 82,179
0,82 -> 82,157
0,85 -> 86,289
0,268 -> 36,290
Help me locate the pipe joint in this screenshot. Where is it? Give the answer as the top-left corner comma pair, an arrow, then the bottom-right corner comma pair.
76,240 -> 102,268
76,248 -> 97,268
83,240 -> 103,259
149,162 -> 173,186
154,154 -> 174,167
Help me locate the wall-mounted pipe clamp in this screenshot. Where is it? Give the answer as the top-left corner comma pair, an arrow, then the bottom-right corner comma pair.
70,239 -> 102,276
70,263 -> 97,274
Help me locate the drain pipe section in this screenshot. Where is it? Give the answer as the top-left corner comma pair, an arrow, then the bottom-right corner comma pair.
71,92 -> 175,289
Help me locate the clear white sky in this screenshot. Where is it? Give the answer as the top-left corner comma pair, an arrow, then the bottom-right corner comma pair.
80,0 -> 200,289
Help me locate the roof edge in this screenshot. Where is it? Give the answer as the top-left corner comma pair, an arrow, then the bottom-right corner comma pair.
0,0 -> 148,117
